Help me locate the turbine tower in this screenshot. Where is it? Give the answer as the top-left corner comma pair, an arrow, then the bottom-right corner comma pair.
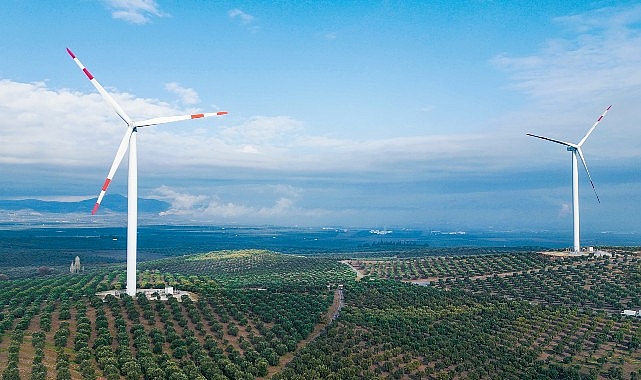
67,48 -> 227,296
527,105 -> 611,253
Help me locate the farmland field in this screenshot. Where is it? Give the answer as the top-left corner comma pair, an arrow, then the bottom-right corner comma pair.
0,228 -> 640,379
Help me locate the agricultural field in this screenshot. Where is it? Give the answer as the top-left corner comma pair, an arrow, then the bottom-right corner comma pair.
276,279 -> 641,379
346,251 -> 641,312
0,247 -> 640,379
320,250 -> 641,379
0,250 -> 353,380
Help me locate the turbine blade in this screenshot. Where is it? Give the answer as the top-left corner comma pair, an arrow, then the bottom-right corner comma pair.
92,127 -> 134,214
66,48 -> 133,125
135,111 -> 228,127
578,105 -> 612,147
576,147 -> 600,203
526,133 -> 576,148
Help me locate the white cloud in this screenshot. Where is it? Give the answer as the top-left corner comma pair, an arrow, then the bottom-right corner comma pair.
325,32 -> 338,40
0,79 -> 205,171
151,185 -> 303,222
257,197 -> 293,216
492,5 -> 641,107
202,197 -> 294,219
218,116 -> 302,146
558,202 -> 571,218
228,8 -> 259,32
103,0 -> 167,24
0,77 -> 609,199
203,201 -> 254,218
152,186 -> 209,213
228,8 -> 254,24
165,82 -> 200,105
0,65 -> 635,190
239,145 -> 260,154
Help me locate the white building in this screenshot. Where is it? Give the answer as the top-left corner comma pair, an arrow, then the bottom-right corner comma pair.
70,256 -> 82,274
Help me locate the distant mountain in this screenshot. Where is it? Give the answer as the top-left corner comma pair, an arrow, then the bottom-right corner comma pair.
0,195 -> 169,214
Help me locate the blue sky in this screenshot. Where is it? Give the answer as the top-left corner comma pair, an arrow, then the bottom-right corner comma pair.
1,1 -> 640,236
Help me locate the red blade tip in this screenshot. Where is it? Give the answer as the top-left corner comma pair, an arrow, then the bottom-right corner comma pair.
91,203 -> 100,215
217,111 -> 228,115
82,68 -> 94,80
66,48 -> 76,59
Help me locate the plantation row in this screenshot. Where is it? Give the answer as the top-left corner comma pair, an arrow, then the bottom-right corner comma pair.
139,250 -> 353,290
349,252 -> 583,280
433,258 -> 641,311
347,252 -> 567,280
0,250 -> 351,380
344,246 -> 535,260
276,279 -> 641,380
349,253 -> 641,310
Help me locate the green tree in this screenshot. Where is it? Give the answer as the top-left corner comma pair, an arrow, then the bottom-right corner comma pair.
122,361 -> 142,380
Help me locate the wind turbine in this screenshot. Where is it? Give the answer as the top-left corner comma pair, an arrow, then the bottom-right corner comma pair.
527,105 -> 611,253
67,48 -> 227,296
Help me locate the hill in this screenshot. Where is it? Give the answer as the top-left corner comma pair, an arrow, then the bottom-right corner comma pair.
0,195 -> 169,214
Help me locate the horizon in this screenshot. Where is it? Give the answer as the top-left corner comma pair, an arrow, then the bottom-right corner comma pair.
2,197 -> 640,250
1,1 -> 641,234
1,222 -> 639,251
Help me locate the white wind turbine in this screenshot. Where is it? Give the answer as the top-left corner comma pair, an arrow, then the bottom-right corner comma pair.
527,105 -> 611,253
67,48 -> 227,296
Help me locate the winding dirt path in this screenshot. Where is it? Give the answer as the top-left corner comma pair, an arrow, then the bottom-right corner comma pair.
263,288 -> 343,378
